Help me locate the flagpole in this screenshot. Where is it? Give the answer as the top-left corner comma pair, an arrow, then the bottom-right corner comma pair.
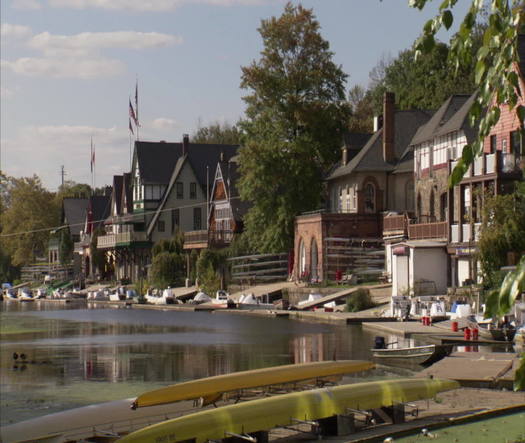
135,78 -> 140,141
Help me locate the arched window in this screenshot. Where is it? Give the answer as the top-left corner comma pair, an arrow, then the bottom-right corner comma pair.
298,239 -> 306,276
429,190 -> 435,221
417,193 -> 422,219
364,182 -> 376,213
310,239 -> 318,281
440,192 -> 448,222
405,180 -> 414,211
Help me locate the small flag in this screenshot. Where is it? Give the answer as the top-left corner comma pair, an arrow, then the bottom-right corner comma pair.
129,118 -> 134,135
90,137 -> 94,172
129,99 -> 138,126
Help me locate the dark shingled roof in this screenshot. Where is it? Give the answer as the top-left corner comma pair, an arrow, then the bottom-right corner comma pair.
62,198 -> 89,237
410,94 -> 473,146
326,110 -> 432,180
90,195 -> 111,229
122,172 -> 133,214
135,141 -> 239,185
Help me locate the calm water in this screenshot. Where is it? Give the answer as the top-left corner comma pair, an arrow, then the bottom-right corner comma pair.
0,301 -> 394,426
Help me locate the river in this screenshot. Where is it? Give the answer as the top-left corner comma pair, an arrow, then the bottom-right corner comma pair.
0,301 -> 402,426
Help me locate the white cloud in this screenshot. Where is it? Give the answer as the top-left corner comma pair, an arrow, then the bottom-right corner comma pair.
0,23 -> 32,39
1,56 -> 125,78
28,31 -> 181,57
2,124 -> 130,190
48,0 -> 265,12
150,117 -> 180,130
12,0 -> 42,10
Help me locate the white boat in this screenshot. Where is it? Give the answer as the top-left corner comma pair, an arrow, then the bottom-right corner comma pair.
238,293 -> 274,310
18,288 -> 34,302
213,290 -> 234,307
192,291 -> 212,304
148,288 -> 176,305
35,288 -> 47,299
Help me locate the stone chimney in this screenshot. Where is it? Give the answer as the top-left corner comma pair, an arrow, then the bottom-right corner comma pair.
383,92 -> 395,163
342,146 -> 348,165
182,134 -> 189,155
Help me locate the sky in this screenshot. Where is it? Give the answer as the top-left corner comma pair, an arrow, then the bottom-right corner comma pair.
1,0 -> 470,191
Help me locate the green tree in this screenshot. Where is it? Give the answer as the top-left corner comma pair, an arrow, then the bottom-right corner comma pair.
410,0 -> 525,391
0,175 -> 59,266
149,251 -> 185,288
56,181 -> 92,199
90,227 -> 106,278
478,188 -> 525,288
239,3 -> 350,252
370,42 -> 476,112
192,121 -> 242,145
59,229 -> 74,265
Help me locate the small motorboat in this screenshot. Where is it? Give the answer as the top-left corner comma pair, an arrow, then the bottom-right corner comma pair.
35,288 -> 47,299
192,291 -> 212,304
238,293 -> 274,310
371,338 -> 452,367
18,288 -> 34,302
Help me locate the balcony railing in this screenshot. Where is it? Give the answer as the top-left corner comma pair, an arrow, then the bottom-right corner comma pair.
450,224 -> 460,243
97,231 -> 147,249
473,155 -> 484,176
501,152 -> 522,174
462,224 -> 471,242
183,230 -> 234,249
408,221 -> 447,240
383,214 -> 408,235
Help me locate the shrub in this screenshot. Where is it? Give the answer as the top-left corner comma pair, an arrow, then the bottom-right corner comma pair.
149,251 -> 185,288
345,288 -> 374,312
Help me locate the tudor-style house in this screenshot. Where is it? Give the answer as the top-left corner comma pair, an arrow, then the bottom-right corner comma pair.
183,155 -> 248,251
97,135 -> 238,281
386,85 -> 523,296
294,92 -> 432,282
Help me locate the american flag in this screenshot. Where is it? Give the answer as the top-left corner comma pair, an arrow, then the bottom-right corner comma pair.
129,99 -> 138,126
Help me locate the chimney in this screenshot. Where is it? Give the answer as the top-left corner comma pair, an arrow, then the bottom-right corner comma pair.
342,146 -> 348,165
373,115 -> 383,132
220,151 -> 224,162
182,134 -> 189,155
383,92 -> 395,163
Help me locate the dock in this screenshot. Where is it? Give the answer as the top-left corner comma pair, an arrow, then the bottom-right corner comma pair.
229,281 -> 303,302
417,352 -> 520,388
295,283 -> 391,310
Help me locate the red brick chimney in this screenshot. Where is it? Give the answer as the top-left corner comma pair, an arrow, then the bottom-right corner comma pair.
182,133 -> 189,155
383,92 -> 395,163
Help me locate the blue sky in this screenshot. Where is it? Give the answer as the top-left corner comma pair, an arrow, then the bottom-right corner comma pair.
1,0 -> 469,191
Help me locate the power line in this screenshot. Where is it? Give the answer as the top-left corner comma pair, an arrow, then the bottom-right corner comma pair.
0,197 -> 241,238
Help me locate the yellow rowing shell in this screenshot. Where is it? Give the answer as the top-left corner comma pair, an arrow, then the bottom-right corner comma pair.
119,378 -> 459,443
133,360 -> 374,408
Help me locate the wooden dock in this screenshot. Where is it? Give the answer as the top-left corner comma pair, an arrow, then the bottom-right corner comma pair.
417,352 -> 520,388
296,283 -> 391,310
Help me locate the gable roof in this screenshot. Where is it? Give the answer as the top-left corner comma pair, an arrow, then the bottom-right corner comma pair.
122,172 -> 133,214
62,198 -> 89,237
134,141 -> 239,185
89,195 -> 111,230
215,156 -> 250,223
326,110 -> 432,180
410,94 -> 474,146
111,175 -> 123,215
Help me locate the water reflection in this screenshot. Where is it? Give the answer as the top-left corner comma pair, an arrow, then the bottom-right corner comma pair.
0,303 -> 379,426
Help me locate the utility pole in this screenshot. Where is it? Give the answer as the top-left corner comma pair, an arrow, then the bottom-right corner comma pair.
60,165 -> 66,189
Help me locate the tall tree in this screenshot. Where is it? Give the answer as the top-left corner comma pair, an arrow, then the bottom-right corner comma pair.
192,121 -> 242,145
238,2 -> 350,252
0,175 -> 59,266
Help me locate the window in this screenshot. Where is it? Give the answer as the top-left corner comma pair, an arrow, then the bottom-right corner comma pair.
157,220 -> 165,232
463,186 -> 471,223
171,209 -> 179,233
510,130 -> 522,156
440,192 -> 447,222
193,207 -> 202,230
190,182 -> 197,199
429,190 -> 435,221
364,182 -> 376,213
176,182 -> 183,199
490,135 -> 497,154
338,187 -> 343,212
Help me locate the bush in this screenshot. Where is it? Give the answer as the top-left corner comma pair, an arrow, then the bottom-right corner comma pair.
149,251 -> 185,288
345,288 -> 374,312
199,265 -> 222,295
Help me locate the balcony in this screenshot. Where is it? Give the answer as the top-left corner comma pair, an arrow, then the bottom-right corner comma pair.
486,153 -> 496,173
462,224 -> 471,242
183,230 -> 234,250
408,221 -> 447,240
382,214 -> 408,237
451,224 -> 460,243
97,231 -> 147,249
473,155 -> 484,176
449,222 -> 482,243
501,152 -> 522,174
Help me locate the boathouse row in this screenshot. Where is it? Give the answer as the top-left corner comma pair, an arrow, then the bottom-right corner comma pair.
384,79 -> 524,295
92,136 -> 239,282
